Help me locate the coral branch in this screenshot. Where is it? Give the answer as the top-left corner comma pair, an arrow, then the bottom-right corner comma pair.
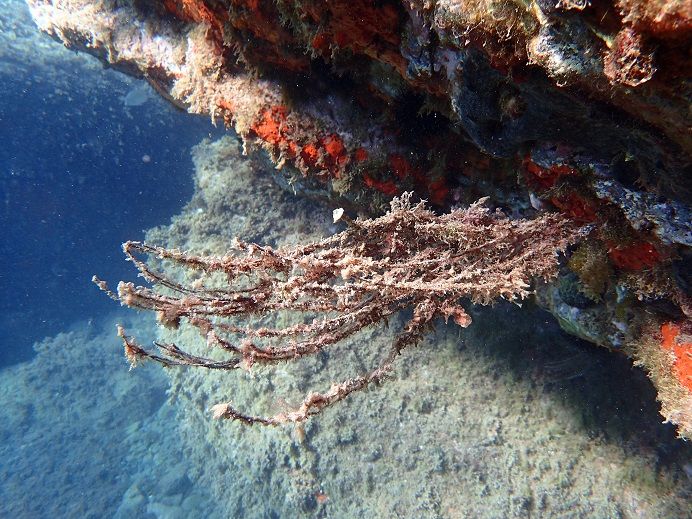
96,195 -> 580,425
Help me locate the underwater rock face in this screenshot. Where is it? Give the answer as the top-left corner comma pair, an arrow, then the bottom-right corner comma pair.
26,0 -> 691,437
142,136 -> 692,517
0,312 -> 222,518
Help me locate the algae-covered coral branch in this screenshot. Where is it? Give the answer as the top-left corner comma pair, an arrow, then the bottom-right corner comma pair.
95,195 -> 579,425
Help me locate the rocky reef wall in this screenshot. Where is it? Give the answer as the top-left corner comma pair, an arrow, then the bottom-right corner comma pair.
142,136 -> 692,517
26,0 -> 691,437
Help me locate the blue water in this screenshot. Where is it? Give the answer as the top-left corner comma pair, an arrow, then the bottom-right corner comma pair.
0,5 -> 223,366
0,6 -> 224,516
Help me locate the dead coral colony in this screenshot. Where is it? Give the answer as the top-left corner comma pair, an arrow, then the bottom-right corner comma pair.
95,194 -> 579,425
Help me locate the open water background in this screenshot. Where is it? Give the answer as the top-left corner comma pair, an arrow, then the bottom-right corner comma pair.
0,1 -> 223,366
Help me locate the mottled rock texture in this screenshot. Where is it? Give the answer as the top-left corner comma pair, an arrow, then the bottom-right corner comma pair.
142,136 -> 692,517
27,0 -> 691,437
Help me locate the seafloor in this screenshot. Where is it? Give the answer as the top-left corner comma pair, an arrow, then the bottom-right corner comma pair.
3,134 -> 690,518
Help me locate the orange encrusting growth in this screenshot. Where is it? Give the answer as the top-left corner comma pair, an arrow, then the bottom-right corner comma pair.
523,156 -> 579,190
237,104 -> 448,194
321,134 -> 349,173
427,179 -> 449,206
661,322 -> 692,392
607,240 -> 661,271
363,174 -> 399,196
549,193 -> 598,223
522,156 -> 597,223
300,143 -> 319,166
252,105 -> 288,146
311,32 -> 330,51
163,0 -> 227,46
389,154 -> 413,180
354,147 -> 369,162
302,0 -> 407,76
246,106 -> 354,179
523,154 -> 664,270
376,154 -> 448,204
